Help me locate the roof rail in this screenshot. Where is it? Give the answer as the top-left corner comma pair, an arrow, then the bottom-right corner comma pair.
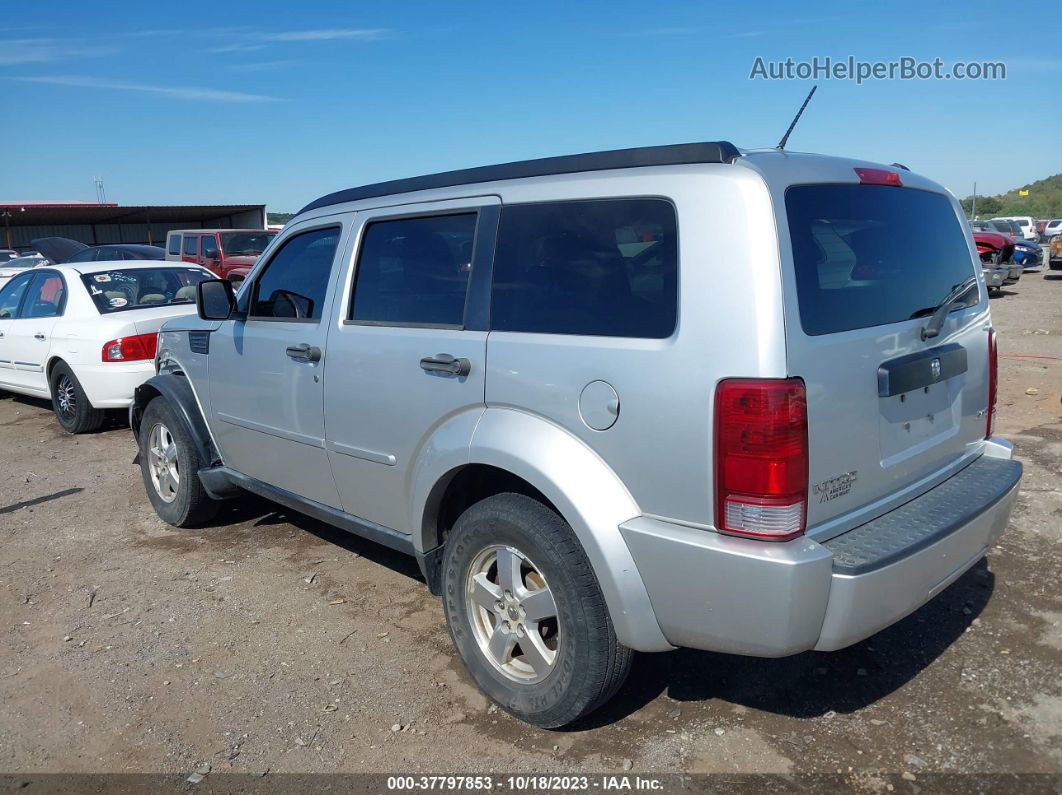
299,141 -> 741,214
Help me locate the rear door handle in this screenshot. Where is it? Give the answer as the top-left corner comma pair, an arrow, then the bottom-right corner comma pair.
34,332 -> 46,341
420,353 -> 471,377
286,343 -> 322,362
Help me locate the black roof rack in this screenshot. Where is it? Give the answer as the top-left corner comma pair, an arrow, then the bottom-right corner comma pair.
299,141 -> 741,214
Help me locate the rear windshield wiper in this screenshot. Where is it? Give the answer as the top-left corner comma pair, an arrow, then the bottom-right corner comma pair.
915,275 -> 978,341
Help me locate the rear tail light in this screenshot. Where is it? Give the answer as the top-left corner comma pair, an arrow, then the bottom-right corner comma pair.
101,333 -> 158,362
986,328 -> 998,438
854,167 -> 903,187
714,378 -> 808,541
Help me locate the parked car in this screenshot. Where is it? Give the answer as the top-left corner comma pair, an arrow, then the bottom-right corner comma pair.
131,143 -> 1021,728
971,230 -> 1013,292
164,229 -> 278,280
0,262 -> 213,432
0,254 -> 48,289
31,237 -> 166,265
1011,239 -> 1043,272
992,216 -> 1037,242
1049,235 -> 1062,270
0,249 -> 19,261
1043,219 -> 1062,240
970,223 -> 1022,285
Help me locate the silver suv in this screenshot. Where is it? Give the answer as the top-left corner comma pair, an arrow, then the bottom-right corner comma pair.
131,142 -> 1022,727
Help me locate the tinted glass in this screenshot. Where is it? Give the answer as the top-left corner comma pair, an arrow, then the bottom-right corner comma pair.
352,214 -> 475,326
67,248 -> 97,263
250,227 -> 339,320
786,185 -> 978,336
167,234 -> 182,256
21,273 -> 65,318
201,235 -> 218,258
183,236 -> 198,256
0,272 -> 33,318
81,268 -> 211,314
491,199 -> 677,338
221,231 -> 276,256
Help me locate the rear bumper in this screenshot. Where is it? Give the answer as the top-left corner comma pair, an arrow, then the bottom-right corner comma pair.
621,441 -> 1021,656
76,361 -> 156,408
982,267 -> 1005,288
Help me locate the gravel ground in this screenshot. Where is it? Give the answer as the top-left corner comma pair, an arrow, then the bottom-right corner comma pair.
0,274 -> 1059,782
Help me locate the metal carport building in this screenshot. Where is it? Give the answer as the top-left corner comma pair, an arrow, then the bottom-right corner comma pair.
0,202 -> 267,251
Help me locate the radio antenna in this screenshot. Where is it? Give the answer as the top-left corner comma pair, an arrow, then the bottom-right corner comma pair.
777,85 -> 817,150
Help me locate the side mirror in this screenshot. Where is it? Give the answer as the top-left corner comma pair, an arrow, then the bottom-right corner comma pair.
197,278 -> 236,321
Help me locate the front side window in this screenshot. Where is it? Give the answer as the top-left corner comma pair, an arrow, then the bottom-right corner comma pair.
786,185 -> 978,336
0,272 -> 33,318
351,213 -> 476,327
249,227 -> 340,320
183,236 -> 199,256
490,199 -> 678,338
201,235 -> 218,258
21,273 -> 65,318
81,268 -> 211,314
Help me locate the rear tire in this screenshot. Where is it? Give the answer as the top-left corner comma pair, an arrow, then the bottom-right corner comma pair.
441,493 -> 633,728
50,362 -> 105,434
138,396 -> 219,527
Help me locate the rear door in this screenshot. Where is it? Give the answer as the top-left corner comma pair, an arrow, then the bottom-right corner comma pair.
322,197 -> 496,533
778,180 -> 991,535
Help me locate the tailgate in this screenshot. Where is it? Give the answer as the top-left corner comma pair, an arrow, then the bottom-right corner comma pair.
780,182 -> 992,531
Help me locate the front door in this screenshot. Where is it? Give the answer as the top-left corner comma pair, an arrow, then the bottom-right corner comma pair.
0,272 -> 35,389
208,217 -> 350,508
5,270 -> 65,395
323,198 -> 497,533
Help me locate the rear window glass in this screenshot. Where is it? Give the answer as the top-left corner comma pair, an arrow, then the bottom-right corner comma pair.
81,268 -> 211,314
785,185 -> 979,336
491,199 -> 677,338
167,234 -> 181,256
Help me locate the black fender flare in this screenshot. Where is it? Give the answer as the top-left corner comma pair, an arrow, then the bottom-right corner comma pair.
130,373 -> 219,469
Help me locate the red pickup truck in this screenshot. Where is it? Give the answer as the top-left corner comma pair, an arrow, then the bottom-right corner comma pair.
165,229 -> 277,283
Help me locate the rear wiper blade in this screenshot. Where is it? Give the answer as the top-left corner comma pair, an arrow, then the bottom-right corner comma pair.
919,276 -> 978,341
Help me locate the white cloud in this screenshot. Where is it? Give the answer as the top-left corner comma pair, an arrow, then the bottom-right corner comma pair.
0,38 -> 115,65
262,28 -> 387,42
9,75 -> 282,103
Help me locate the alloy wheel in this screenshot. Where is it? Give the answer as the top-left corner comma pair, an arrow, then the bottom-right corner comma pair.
465,545 -> 560,683
147,422 -> 180,504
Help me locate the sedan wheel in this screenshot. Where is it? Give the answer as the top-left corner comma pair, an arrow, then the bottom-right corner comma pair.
147,422 -> 180,503
55,374 -> 77,421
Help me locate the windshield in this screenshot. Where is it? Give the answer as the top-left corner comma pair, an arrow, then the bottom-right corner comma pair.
81,268 -> 211,314
786,185 -> 979,335
220,231 -> 277,256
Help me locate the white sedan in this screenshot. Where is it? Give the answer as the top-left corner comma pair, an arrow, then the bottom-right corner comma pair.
0,261 -> 214,433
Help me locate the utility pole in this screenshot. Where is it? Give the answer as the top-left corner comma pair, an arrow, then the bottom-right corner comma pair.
971,182 -> 977,219
1,209 -> 11,249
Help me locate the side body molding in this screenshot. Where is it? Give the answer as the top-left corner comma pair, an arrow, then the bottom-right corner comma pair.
431,408 -> 673,652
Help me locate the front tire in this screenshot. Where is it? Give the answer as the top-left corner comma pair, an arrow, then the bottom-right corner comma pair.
138,397 -> 219,527
50,362 -> 105,434
441,493 -> 632,728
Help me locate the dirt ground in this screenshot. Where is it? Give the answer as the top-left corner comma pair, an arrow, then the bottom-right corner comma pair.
0,275 -> 1060,782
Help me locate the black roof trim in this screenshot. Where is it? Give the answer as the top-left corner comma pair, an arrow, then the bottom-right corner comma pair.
300,141 -> 741,214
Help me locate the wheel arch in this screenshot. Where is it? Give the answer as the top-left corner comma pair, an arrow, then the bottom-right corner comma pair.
130,372 -> 218,469
415,407 -> 672,652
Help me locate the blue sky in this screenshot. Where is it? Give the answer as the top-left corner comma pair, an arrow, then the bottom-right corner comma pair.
2,0 -> 1059,212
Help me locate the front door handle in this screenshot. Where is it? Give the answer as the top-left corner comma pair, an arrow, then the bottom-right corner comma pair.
34,332 -> 46,341
420,353 -> 471,377
286,343 -> 322,362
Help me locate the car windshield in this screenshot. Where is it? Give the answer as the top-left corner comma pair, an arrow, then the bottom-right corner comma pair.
786,185 -> 979,335
81,267 -> 211,314
220,231 -> 277,256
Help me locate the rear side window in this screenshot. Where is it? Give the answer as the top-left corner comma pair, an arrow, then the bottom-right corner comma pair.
167,234 -> 181,256
21,273 -> 65,318
183,236 -> 199,256
786,185 -> 978,336
490,199 -> 677,338
249,227 -> 340,321
351,213 -> 476,327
